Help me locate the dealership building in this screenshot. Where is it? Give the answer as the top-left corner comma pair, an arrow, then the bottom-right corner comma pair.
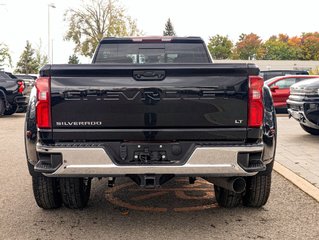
215,60 -> 319,71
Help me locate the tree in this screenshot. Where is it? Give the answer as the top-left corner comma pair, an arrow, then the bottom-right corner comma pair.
163,18 -> 176,36
15,41 -> 38,74
0,43 -> 12,68
278,33 -> 289,43
207,35 -> 233,59
233,33 -> 263,60
35,40 -> 48,69
64,0 -> 141,58
300,32 -> 319,60
68,54 -> 80,64
262,35 -> 301,60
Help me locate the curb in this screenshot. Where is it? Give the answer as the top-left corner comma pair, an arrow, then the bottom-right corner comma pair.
274,162 -> 319,202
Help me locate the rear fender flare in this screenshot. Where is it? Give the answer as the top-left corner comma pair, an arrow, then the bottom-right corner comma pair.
262,85 -> 277,162
0,89 -> 9,109
25,88 -> 38,175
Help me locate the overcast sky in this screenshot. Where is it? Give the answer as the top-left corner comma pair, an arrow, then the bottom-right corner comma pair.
1,0 -> 319,70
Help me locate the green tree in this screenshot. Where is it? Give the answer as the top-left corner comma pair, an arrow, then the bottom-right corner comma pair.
163,18 -> 176,36
233,33 -> 263,60
15,41 -> 38,74
35,40 -> 48,69
64,0 -> 141,58
207,35 -> 233,59
0,43 -> 12,68
68,54 -> 80,64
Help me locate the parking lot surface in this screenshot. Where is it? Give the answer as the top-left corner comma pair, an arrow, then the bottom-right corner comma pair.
0,114 -> 318,240
276,116 -> 319,188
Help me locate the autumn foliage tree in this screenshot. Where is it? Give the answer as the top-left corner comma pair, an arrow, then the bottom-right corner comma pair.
64,0 -> 141,57
233,33 -> 263,60
262,34 -> 301,60
300,32 -> 319,60
229,32 -> 319,60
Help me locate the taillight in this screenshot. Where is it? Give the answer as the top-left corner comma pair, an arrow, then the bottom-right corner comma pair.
36,77 -> 51,128
248,76 -> 264,128
17,80 -> 24,93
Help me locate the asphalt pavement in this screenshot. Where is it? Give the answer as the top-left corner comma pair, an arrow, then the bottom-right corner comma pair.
0,114 -> 318,240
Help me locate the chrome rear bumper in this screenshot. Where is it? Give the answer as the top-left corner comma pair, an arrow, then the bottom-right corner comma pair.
36,144 -> 264,177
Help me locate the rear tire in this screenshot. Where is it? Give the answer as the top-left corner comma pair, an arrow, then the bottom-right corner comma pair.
32,174 -> 62,209
60,178 -> 91,209
214,185 -> 242,208
300,124 -> 319,135
4,104 -> 18,115
0,98 -> 5,116
243,171 -> 272,208
16,105 -> 27,113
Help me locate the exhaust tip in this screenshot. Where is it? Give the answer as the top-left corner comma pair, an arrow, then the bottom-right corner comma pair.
233,177 -> 246,193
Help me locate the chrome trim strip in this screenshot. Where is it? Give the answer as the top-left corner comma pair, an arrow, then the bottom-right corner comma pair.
37,144 -> 263,177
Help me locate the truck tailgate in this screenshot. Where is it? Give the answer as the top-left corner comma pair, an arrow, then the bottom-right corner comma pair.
47,64 -> 258,141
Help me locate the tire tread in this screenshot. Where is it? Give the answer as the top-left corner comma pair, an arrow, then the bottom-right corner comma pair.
0,98 -> 5,116
214,185 -> 241,208
244,173 -> 271,207
32,175 -> 62,209
60,178 -> 91,209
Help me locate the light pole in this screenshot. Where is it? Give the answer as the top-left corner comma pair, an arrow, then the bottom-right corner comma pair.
0,3 -> 7,71
48,3 -> 56,64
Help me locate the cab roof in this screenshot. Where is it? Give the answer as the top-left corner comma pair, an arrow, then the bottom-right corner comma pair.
100,36 -> 204,44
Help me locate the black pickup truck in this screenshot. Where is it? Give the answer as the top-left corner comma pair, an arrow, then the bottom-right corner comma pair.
0,71 -> 28,116
25,36 -> 277,209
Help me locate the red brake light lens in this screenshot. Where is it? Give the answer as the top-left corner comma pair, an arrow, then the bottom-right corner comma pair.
17,80 -> 24,93
248,76 -> 264,128
36,77 -> 51,128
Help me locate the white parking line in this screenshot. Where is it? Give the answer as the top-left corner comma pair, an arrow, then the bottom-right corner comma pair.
274,162 -> 319,202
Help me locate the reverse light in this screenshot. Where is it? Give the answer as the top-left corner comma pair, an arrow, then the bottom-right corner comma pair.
36,77 -> 51,128
248,76 -> 264,128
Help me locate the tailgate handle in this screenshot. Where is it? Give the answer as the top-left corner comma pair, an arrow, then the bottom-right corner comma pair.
133,70 -> 166,81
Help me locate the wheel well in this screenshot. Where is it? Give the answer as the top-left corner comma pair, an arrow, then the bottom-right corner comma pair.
0,89 -> 8,105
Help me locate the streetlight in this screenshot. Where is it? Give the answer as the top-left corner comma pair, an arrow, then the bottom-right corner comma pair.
0,3 -> 7,71
48,3 -> 56,64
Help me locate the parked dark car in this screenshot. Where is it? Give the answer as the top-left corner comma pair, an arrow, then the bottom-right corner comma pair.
260,70 -> 309,81
265,75 -> 319,111
0,71 -> 28,116
287,78 -> 319,135
14,74 -> 37,113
